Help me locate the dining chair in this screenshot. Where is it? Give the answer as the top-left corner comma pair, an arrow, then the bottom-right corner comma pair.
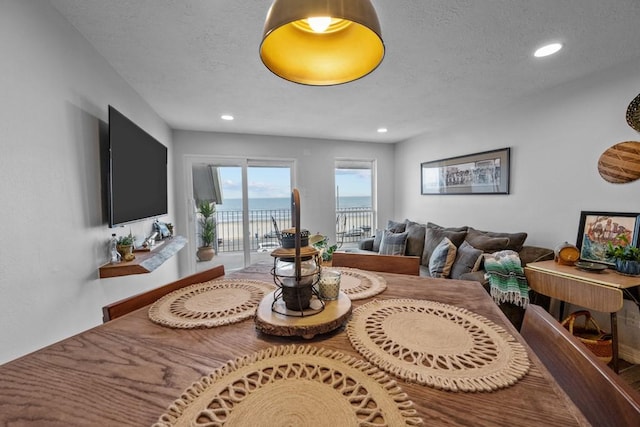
331,251 -> 420,276
335,213 -> 347,248
270,215 -> 283,245
520,304 -> 640,426
102,265 -> 225,322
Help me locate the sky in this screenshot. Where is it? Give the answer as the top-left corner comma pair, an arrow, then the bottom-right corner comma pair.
218,166 -> 371,199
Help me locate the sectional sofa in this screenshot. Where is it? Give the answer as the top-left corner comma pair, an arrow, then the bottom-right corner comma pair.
357,220 -> 553,280
354,219 -> 555,328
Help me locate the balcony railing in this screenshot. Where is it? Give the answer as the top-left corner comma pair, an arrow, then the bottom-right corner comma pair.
212,207 -> 373,253
336,207 -> 373,246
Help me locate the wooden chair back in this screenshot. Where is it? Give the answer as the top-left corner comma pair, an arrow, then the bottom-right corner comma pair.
520,304 -> 640,426
102,265 -> 225,322
331,252 -> 420,276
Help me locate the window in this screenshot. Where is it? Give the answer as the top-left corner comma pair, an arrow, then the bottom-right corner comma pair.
335,159 -> 375,247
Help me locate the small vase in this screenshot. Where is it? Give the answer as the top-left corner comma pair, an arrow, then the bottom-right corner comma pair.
615,259 -> 640,276
197,246 -> 215,261
116,244 -> 133,258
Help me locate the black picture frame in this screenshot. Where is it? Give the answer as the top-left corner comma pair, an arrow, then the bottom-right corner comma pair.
420,148 -> 510,195
575,210 -> 640,265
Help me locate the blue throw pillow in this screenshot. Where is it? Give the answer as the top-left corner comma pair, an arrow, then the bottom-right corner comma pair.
429,237 -> 457,278
379,230 -> 408,256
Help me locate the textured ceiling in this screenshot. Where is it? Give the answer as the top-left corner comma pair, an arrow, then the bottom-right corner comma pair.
51,0 -> 640,143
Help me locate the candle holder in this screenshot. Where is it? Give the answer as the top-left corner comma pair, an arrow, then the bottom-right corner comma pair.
271,245 -> 322,313
319,269 -> 342,300
269,190 -> 324,316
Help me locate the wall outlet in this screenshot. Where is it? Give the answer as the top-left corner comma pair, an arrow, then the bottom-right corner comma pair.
626,308 -> 640,328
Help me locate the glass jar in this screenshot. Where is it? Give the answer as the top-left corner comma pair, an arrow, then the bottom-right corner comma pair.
275,257 -> 320,287
319,269 -> 341,300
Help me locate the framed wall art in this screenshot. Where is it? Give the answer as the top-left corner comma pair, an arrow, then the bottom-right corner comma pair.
420,148 -> 510,195
575,210 -> 640,265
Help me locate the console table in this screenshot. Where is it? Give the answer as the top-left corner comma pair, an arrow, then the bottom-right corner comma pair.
524,260 -> 640,372
98,236 -> 187,278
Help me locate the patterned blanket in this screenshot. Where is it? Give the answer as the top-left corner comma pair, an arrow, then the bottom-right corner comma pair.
484,250 -> 529,308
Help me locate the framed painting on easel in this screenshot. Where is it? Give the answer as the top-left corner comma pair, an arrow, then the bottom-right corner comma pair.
576,210 -> 640,265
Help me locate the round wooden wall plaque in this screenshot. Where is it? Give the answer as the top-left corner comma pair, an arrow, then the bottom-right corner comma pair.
598,141 -> 640,184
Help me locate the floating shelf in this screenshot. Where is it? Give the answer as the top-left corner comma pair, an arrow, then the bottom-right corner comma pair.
99,236 -> 187,279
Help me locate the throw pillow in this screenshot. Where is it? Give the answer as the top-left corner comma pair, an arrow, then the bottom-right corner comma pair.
421,225 -> 467,267
372,229 -> 384,252
404,220 -> 426,257
386,219 -> 407,233
428,237 -> 457,278
465,228 -> 511,253
450,241 -> 484,279
427,222 -> 468,233
379,230 -> 408,256
469,227 -> 528,252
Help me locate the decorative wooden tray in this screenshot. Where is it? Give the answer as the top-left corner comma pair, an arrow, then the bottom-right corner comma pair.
255,290 -> 352,339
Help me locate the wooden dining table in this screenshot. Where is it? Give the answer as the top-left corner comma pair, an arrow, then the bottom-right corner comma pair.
0,262 -> 589,426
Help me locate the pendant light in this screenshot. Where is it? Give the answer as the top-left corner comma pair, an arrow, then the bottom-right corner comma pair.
260,0 -> 384,86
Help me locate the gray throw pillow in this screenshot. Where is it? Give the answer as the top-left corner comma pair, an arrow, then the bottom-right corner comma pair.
429,237 -> 457,278
386,219 -> 406,233
465,228 -> 511,253
450,241 -> 484,279
469,227 -> 527,252
379,230 -> 408,255
404,220 -> 426,257
421,225 -> 467,267
427,222 -> 468,232
372,229 -> 383,252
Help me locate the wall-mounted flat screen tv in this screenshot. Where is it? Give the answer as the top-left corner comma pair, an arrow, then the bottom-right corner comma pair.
108,105 -> 168,227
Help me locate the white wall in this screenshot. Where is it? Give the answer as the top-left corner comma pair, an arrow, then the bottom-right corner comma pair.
396,58 -> 640,243
0,1 -> 180,364
172,131 -> 395,275
395,57 -> 640,361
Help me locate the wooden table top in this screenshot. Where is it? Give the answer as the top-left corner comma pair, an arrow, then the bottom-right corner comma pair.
0,264 -> 588,426
527,259 -> 640,289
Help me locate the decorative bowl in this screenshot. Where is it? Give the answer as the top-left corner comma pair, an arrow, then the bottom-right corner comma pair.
574,261 -> 608,272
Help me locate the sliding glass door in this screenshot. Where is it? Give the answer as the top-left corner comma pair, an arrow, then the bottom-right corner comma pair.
247,165 -> 292,265
189,158 -> 293,272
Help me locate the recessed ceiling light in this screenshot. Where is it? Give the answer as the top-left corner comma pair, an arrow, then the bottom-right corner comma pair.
377,127 -> 388,133
534,43 -> 563,58
221,114 -> 234,121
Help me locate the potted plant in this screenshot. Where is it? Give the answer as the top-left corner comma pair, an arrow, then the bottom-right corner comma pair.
606,233 -> 640,276
310,233 -> 338,264
196,200 -> 216,261
116,233 -> 135,258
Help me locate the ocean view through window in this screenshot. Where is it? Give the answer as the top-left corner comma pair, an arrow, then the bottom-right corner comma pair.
195,160 -> 374,273
216,196 -> 372,212
214,195 -> 373,252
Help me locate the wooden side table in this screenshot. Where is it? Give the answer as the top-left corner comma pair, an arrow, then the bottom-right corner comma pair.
524,260 -> 640,373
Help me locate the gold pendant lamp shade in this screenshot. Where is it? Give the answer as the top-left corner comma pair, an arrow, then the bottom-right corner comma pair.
260,0 -> 384,86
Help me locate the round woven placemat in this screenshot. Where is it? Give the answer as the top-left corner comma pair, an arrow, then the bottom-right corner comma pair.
346,299 -> 530,392
148,279 -> 275,329
153,345 -> 423,427
331,267 -> 387,300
